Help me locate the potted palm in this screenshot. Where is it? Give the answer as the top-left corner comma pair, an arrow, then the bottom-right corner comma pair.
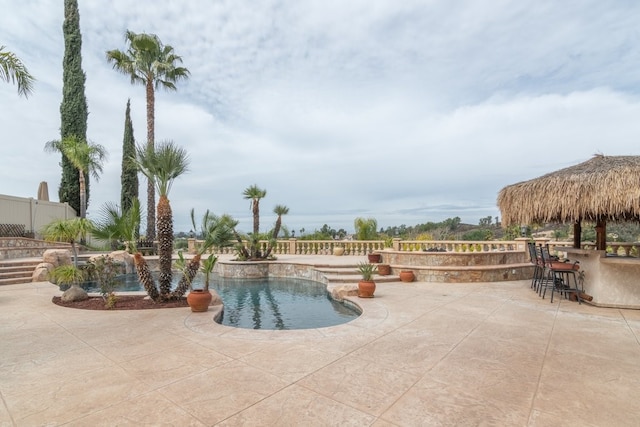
357,262 -> 377,298
175,209 -> 236,312
186,253 -> 218,312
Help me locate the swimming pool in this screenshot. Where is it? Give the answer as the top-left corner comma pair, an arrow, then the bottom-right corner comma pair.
74,274 -> 361,330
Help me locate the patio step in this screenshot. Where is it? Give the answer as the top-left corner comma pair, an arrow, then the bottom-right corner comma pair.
314,264 -> 400,284
0,259 -> 41,285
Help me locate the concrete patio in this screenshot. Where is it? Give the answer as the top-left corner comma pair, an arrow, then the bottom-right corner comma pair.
1,256 -> 640,426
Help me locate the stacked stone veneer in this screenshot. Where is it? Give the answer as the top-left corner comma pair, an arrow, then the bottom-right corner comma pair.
380,250 -> 534,283
0,237 -> 72,260
216,260 -> 326,283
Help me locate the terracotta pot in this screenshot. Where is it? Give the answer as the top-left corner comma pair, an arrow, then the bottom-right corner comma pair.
399,270 -> 415,282
333,247 -> 345,256
358,280 -> 376,298
377,264 -> 391,276
368,253 -> 381,263
187,289 -> 213,312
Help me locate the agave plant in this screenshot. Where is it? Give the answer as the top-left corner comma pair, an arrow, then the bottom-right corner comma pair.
357,262 -> 378,281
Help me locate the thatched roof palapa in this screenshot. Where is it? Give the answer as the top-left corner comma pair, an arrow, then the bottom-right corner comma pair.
497,154 -> 640,249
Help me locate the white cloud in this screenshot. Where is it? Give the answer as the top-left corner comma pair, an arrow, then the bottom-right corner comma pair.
2,0 -> 640,234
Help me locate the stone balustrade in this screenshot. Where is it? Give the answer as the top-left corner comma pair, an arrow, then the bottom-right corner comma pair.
186,237 -> 640,258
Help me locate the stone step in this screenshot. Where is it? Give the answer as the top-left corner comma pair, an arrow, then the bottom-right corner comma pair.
0,259 -> 41,286
322,273 -> 400,284
0,277 -> 33,286
314,266 -> 361,275
0,270 -> 33,279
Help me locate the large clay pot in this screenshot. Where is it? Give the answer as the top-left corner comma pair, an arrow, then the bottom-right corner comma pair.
377,264 -> 391,276
358,280 -> 376,298
187,289 -> 213,312
368,253 -> 382,263
333,247 -> 345,256
399,270 -> 415,282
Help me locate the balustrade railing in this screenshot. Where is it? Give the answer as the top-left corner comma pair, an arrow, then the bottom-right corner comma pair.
187,237 -> 640,257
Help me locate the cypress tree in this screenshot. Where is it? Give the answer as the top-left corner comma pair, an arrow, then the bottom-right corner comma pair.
59,0 -> 88,215
120,99 -> 138,219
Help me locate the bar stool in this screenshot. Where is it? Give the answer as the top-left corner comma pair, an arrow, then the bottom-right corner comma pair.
540,245 -> 581,304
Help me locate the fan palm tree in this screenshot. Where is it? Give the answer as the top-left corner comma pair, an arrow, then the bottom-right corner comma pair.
91,198 -> 141,251
0,45 -> 35,97
132,140 -> 189,300
242,184 -> 267,258
106,31 -> 190,241
41,218 -> 93,267
44,136 -> 107,219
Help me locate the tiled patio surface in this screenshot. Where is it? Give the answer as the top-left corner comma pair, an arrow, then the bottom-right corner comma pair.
1,255 -> 640,426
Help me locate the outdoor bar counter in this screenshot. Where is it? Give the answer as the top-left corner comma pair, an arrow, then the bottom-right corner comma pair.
557,246 -> 640,309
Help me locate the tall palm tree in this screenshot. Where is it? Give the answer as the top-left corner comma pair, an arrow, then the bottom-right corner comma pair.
132,140 -> 189,300
0,45 -> 35,97
106,31 -> 190,241
264,204 -> 289,258
44,136 -> 107,219
41,218 -> 93,267
242,184 -> 267,258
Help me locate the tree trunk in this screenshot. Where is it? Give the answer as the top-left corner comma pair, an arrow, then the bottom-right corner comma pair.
78,170 -> 87,219
264,216 -> 282,258
133,252 -> 159,301
145,79 -> 156,240
157,195 -> 173,298
252,201 -> 259,258
171,254 -> 201,299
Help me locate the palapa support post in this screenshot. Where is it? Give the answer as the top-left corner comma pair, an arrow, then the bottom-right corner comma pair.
595,219 -> 606,251
573,220 -> 582,249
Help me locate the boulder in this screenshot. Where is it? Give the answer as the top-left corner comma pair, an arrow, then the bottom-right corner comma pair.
210,289 -> 223,306
109,250 -> 134,274
61,285 -> 89,302
328,284 -> 358,301
32,262 -> 54,282
43,249 -> 72,268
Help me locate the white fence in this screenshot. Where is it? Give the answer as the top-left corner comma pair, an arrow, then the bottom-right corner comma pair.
0,194 -> 77,238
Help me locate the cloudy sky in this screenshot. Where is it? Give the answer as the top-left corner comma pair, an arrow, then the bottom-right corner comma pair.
1,1 -> 640,234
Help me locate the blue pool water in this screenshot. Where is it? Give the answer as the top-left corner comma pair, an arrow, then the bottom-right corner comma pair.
76,274 -> 361,330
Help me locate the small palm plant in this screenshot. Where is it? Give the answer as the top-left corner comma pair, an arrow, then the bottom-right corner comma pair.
170,209 -> 237,298
41,218 -> 93,267
49,264 -> 86,289
357,262 -> 377,298
357,262 -> 378,281
200,254 -> 218,291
